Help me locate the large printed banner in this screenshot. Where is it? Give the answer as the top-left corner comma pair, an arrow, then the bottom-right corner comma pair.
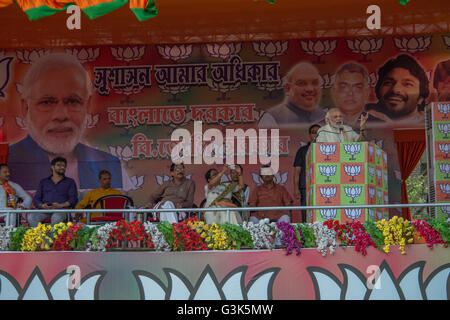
0,35 -> 450,216
0,246 -> 448,300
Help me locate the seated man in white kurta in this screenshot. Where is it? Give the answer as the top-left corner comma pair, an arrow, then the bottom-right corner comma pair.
315,108 -> 368,143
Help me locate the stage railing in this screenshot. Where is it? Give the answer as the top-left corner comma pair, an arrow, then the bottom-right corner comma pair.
0,203 -> 449,226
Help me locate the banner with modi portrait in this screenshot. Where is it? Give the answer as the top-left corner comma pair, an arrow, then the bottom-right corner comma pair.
0,34 -> 449,218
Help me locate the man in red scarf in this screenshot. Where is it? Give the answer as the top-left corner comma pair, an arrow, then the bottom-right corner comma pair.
0,164 -> 32,226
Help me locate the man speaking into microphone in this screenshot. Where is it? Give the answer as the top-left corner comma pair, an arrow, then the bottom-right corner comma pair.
315,108 -> 368,143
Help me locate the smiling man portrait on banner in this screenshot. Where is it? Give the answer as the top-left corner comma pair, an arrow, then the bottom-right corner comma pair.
7,53 -> 124,191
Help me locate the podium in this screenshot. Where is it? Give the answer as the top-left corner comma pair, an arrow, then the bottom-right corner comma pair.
306,142 -> 389,223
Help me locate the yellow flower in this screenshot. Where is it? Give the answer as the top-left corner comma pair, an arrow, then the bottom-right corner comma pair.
201,232 -> 207,238
205,237 -> 211,242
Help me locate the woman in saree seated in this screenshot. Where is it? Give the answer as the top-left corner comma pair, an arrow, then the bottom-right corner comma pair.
203,164 -> 245,225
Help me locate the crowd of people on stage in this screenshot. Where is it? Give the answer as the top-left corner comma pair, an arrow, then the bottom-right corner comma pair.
0,104 -> 374,228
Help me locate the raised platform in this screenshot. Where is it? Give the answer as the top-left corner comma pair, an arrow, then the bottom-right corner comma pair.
0,244 -> 448,300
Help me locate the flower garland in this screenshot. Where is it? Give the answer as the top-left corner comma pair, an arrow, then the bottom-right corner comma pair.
375,216 -> 414,254
219,223 -> 254,250
52,223 -> 83,251
348,221 -> 377,256
107,220 -> 153,249
276,221 -> 302,256
87,223 -> 116,251
189,220 -> 231,250
21,223 -> 54,251
311,221 -> 339,256
172,217 -> 207,251
412,219 -> 446,248
9,226 -> 29,251
323,219 -> 353,246
242,219 -> 276,250
0,225 -> 13,251
296,223 -> 316,248
426,217 -> 450,247
143,222 -> 171,251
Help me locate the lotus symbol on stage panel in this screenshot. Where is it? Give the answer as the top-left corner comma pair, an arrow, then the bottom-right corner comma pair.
368,145 -> 374,157
377,189 -> 383,201
111,46 -> 146,63
16,49 -> 51,64
133,265 -> 280,300
383,153 -> 387,163
383,173 -> 388,185
368,187 -> 375,200
319,165 -> 337,183
376,147 -> 382,159
344,165 -> 362,182
439,184 -> 450,199
344,208 -> 362,220
346,38 -> 383,62
393,36 -> 432,54
252,41 -> 288,59
438,123 -> 450,139
439,163 -> 450,179
344,187 -> 362,203
65,48 -> 100,63
157,44 -> 193,62
437,103 -> 450,119
441,206 -> 450,216
368,209 -> 376,220
344,144 -> 361,161
206,43 -> 242,60
319,187 -> 337,204
368,167 -> 375,178
376,168 -> 382,181
384,194 -> 389,204
300,40 -> 337,63
319,144 -> 336,161
320,209 -> 337,220
438,143 -> 450,158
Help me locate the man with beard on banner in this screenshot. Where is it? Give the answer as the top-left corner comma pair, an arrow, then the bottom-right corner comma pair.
433,59 -> 450,102
366,54 -> 430,124
331,62 -> 388,128
7,53 -> 124,192
315,108 -> 367,143
258,62 -> 326,127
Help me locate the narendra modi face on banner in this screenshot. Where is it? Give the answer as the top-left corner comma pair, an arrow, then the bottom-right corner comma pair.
20,53 -> 92,155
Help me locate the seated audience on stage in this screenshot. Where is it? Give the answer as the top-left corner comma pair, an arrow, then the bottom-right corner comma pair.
30,157 -> 78,227
0,163 -> 32,226
248,166 -> 293,223
145,162 -> 195,224
293,124 -> 320,222
315,108 -> 367,143
75,170 -> 122,222
203,164 -> 244,225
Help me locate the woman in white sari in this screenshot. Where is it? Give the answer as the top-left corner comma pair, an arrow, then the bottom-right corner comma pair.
203,165 -> 244,225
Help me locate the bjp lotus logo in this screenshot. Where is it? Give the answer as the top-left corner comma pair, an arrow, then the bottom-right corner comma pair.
438,123 -> 450,139
438,143 -> 450,159
307,261 -> 449,300
319,187 -> 337,204
319,209 -> 338,220
157,44 -> 193,62
319,165 -> 337,183
300,40 -> 337,63
393,36 -> 432,54
344,186 -> 362,203
437,103 -> 450,119
133,265 -> 280,300
0,267 -> 105,300
346,38 -> 383,62
344,144 -> 361,161
344,165 -> 362,182
318,144 -> 336,161
344,208 -> 362,220
252,41 -> 288,59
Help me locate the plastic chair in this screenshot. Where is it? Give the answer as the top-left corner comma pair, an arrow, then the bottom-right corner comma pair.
87,195 -> 134,224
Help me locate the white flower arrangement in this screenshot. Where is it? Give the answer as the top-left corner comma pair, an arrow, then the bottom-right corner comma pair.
242,219 -> 277,250
86,223 -> 116,251
310,221 -> 339,256
143,222 -> 171,252
0,226 -> 13,251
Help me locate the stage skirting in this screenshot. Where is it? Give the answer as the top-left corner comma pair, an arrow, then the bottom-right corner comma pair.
0,245 -> 448,300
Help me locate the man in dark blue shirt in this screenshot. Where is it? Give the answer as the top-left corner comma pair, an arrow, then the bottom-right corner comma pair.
29,157 -> 78,227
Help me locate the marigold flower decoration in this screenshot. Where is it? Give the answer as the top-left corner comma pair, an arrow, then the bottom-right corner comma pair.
173,217 -> 207,251
189,219 -> 231,250
375,216 -> 414,254
21,223 -> 55,251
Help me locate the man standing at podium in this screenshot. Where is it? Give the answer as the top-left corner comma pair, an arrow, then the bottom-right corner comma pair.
315,108 -> 367,143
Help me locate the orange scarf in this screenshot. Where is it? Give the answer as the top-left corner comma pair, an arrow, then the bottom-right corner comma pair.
2,182 -> 16,209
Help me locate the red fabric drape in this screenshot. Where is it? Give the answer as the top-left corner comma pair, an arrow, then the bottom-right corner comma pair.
394,129 -> 426,220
